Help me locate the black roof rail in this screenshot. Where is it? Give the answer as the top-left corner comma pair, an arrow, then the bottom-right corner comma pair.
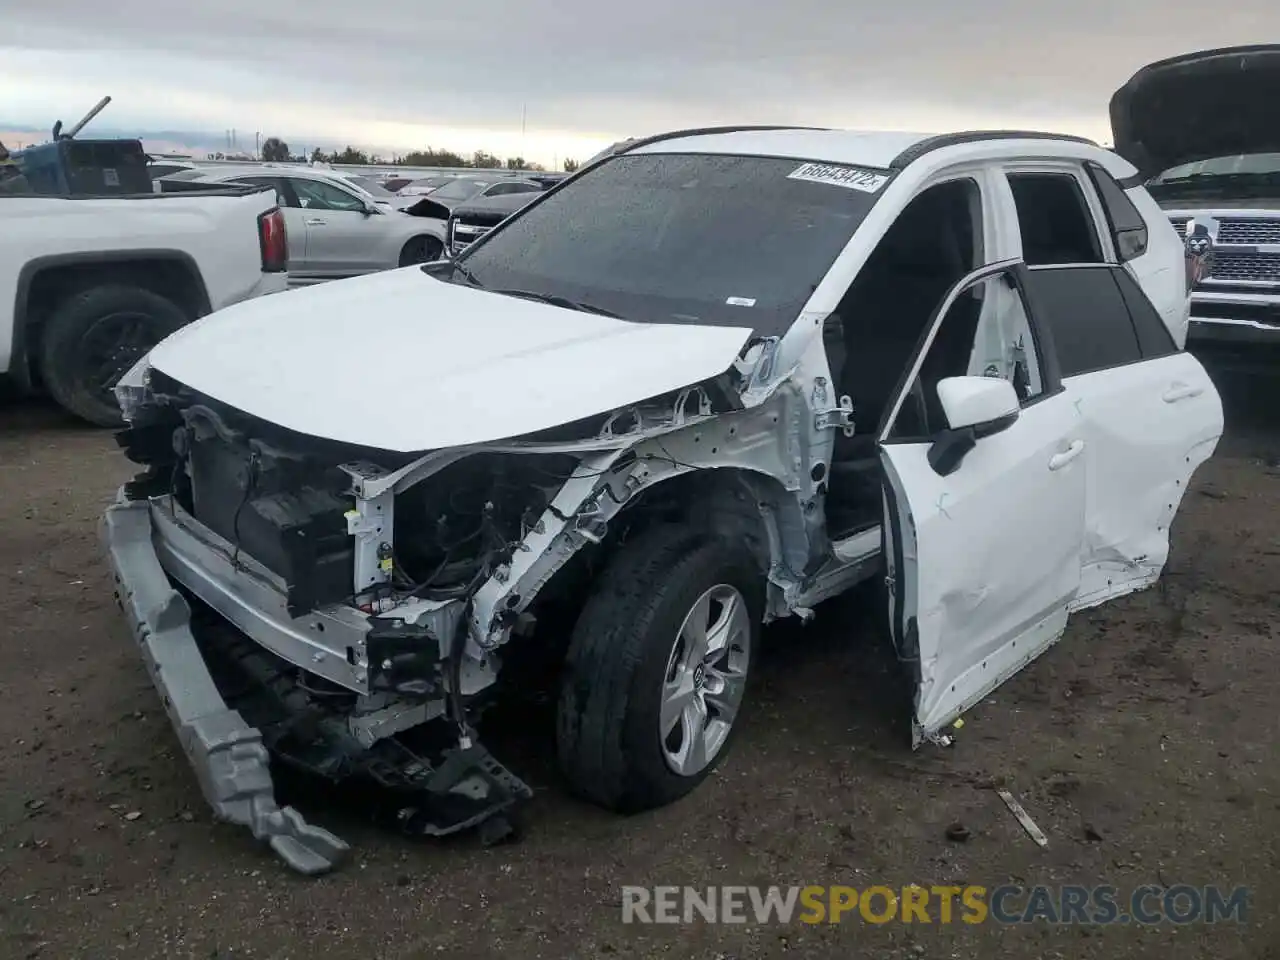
890,130 -> 1099,169
603,124 -> 831,162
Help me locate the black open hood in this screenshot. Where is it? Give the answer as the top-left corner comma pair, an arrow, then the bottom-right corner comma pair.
451,192 -> 539,219
1110,45 -> 1280,179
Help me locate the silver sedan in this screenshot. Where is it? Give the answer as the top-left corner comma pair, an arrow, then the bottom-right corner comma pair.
187,167 -> 447,285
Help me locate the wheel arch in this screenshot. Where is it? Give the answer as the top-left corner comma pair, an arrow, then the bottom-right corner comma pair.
398,232 -> 445,266
11,250 -> 209,390
521,464 -> 815,638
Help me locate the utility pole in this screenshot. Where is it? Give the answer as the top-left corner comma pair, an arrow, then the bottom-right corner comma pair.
255,131 -> 260,156
521,103 -> 527,165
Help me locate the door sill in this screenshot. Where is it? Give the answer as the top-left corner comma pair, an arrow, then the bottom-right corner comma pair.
791,526 -> 882,610
832,525 -> 881,564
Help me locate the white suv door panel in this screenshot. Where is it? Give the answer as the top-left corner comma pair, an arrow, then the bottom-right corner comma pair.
1062,353 -> 1221,608
879,262 -> 1086,741
1020,262 -> 1223,609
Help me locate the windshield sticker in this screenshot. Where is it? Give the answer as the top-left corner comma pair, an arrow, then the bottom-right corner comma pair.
726,296 -> 757,307
788,162 -> 889,194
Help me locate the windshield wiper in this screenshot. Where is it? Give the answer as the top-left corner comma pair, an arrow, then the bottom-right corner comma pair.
491,288 -> 622,318
449,258 -> 483,287
1156,171 -> 1280,186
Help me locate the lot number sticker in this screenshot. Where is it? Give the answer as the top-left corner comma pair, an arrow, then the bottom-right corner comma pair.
788,162 -> 889,194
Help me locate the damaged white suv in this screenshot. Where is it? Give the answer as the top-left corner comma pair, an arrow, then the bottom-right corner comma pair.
105,126 -> 1223,874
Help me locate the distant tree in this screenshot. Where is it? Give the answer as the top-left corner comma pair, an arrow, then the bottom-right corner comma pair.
310,147 -> 325,163
504,156 -> 527,170
563,158 -> 580,172
261,137 -> 290,162
472,150 -> 502,169
331,145 -> 369,164
526,161 -> 546,172
403,148 -> 469,167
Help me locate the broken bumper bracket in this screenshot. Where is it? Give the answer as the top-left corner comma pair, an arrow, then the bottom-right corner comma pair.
102,499 -> 351,876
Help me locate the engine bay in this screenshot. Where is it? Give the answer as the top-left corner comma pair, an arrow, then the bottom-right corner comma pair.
116,372 -> 581,620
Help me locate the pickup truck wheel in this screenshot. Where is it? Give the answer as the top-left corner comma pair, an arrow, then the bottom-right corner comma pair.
399,236 -> 442,266
556,525 -> 761,813
39,284 -> 188,427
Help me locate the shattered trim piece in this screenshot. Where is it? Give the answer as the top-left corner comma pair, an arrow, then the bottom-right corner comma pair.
102,499 -> 351,876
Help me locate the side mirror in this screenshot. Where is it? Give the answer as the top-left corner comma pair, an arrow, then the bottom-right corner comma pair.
362,201 -> 380,216
937,376 -> 1019,431
927,376 -> 1020,477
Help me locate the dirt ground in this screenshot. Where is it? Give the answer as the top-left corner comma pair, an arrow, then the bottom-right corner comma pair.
1,370 -> 1278,960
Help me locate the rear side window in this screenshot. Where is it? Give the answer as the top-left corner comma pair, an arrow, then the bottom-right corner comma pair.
231,175 -> 292,208
1008,173 -> 1104,266
1113,267 -> 1178,358
1023,266 -> 1141,375
1085,163 -> 1149,261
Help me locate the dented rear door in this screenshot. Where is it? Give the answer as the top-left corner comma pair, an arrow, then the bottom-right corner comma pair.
1063,350 -> 1221,609
1020,264 -> 1224,609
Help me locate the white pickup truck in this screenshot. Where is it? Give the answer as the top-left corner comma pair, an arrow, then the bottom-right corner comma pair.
1,184 -> 288,425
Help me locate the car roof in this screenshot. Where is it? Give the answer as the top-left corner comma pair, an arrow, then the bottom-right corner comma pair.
629,126 -> 1101,171
199,166 -> 353,184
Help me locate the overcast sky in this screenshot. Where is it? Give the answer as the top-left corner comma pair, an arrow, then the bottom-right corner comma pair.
2,0 -> 1276,165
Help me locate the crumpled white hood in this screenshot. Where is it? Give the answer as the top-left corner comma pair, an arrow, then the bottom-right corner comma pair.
146,267 -> 753,452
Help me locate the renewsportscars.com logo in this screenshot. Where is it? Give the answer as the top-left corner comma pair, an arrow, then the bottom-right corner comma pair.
621,884 -> 1250,926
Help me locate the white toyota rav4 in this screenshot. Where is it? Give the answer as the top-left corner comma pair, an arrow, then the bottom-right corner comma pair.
105,126 -> 1223,874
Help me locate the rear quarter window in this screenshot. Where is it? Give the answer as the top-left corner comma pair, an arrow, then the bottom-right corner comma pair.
1112,267 -> 1178,358
1085,162 -> 1149,261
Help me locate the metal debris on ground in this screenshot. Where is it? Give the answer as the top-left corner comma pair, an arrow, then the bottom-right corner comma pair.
996,789 -> 1048,847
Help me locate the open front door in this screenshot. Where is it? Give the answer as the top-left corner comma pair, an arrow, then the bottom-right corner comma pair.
878,261 -> 1088,742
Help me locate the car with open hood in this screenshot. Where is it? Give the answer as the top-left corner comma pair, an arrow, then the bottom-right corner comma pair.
103,125 -> 1221,874
445,189 -> 546,256
1111,44 -> 1280,370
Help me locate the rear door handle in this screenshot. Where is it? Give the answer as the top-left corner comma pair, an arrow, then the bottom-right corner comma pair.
1163,383 -> 1204,403
305,218 -> 327,226
1048,439 -> 1085,471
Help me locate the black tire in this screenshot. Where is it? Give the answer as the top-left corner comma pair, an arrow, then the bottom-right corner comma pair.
39,284 -> 188,427
556,525 -> 763,813
399,236 -> 442,266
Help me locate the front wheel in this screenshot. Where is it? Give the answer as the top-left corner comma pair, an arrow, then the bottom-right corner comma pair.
38,284 -> 188,427
556,525 -> 761,813
399,236 -> 442,266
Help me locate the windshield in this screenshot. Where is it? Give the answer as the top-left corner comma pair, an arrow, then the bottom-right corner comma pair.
347,176 -> 395,197
430,178 -> 492,202
456,152 -> 891,334
1151,153 -> 1280,182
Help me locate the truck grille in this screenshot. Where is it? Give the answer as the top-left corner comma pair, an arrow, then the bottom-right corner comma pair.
1207,254 -> 1280,283
448,214 -> 508,256
1218,220 -> 1280,245
1168,215 -> 1280,285
1169,216 -> 1280,246
450,223 -> 492,254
